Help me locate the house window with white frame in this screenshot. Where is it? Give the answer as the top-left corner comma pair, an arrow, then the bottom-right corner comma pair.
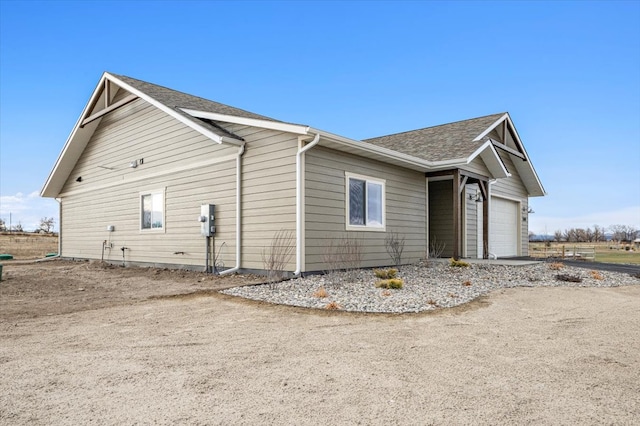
140,189 -> 165,231
345,172 -> 385,231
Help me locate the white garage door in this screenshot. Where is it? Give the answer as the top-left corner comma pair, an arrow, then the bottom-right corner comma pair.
490,197 -> 519,257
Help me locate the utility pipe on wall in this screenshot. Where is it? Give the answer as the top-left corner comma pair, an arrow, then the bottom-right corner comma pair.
293,133 -> 320,276
219,144 -> 246,275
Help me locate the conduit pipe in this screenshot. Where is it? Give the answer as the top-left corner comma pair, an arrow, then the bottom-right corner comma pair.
293,133 -> 320,276
219,144 -> 246,275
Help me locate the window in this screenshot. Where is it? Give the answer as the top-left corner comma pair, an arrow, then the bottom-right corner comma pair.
140,189 -> 165,231
345,172 -> 385,231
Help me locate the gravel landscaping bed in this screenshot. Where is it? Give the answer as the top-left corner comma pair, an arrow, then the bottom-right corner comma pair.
222,261 -> 640,313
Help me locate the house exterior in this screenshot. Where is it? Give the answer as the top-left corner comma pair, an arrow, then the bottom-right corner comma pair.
41,72 -> 545,274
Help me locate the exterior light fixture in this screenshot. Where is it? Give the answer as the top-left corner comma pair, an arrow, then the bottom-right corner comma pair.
129,160 -> 138,168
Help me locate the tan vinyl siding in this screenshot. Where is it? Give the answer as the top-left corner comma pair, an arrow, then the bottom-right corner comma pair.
304,146 -> 426,271
59,97 -> 239,268
465,184 -> 479,258
213,122 -> 299,271
491,153 -> 529,255
428,180 -> 454,258
461,157 -> 490,177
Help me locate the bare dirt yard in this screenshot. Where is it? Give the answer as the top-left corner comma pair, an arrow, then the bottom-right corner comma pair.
1,260 -> 639,425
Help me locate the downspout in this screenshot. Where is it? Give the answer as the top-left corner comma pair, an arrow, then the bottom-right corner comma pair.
294,133 -> 320,276
219,144 -> 246,275
56,198 -> 62,256
487,179 -> 497,259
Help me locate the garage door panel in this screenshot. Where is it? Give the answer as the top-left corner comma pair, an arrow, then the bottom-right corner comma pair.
490,197 -> 518,257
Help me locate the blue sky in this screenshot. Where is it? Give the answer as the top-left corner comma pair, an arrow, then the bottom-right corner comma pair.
0,0 -> 639,234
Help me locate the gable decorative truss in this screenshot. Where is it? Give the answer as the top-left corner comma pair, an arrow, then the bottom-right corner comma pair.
80,80 -> 139,127
474,113 -> 545,196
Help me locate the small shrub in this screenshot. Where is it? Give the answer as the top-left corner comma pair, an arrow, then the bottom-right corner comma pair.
549,262 -> 564,270
556,274 -> 582,283
448,293 -> 458,298
428,236 -> 446,259
374,268 -> 398,279
261,229 -> 295,288
381,290 -> 392,297
313,287 -> 329,298
375,278 -> 404,289
322,234 -> 364,286
325,301 -> 341,310
385,231 -> 405,267
462,280 -> 472,286
449,258 -> 470,268
589,270 -> 604,280
427,299 -> 438,306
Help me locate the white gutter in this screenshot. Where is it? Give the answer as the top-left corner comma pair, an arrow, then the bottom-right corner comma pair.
219,144 -> 246,275
293,132 -> 321,276
180,108 -> 310,136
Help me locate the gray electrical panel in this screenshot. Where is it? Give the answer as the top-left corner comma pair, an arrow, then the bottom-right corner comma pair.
200,204 -> 215,237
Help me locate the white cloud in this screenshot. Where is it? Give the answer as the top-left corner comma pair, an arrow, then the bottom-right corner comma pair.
529,206 -> 640,235
0,192 -> 58,231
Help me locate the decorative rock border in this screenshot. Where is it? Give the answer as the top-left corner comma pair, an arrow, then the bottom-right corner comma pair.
222,262 -> 640,313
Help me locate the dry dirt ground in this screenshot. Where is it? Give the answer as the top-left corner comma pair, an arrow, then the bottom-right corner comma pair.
1,260 -> 639,425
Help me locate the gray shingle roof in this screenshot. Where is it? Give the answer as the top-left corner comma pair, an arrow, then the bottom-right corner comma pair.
111,73 -> 283,122
363,113 -> 506,162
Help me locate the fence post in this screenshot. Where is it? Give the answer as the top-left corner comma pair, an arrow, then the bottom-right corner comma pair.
562,245 -> 565,259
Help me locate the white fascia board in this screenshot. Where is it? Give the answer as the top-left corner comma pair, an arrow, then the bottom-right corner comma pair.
502,115 -> 546,195
41,74 -> 111,197
104,74 -> 245,146
509,153 -> 546,197
180,108 -> 310,135
473,113 -> 509,142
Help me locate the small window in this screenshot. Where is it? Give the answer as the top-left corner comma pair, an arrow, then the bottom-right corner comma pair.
140,189 -> 165,231
346,172 -> 385,231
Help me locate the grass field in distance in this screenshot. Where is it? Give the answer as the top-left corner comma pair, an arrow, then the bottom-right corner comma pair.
530,241 -> 640,265
0,233 -> 58,260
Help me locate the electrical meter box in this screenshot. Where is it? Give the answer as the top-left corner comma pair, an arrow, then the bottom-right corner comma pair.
200,204 -> 215,237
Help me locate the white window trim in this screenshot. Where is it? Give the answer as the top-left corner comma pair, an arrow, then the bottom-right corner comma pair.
139,188 -> 166,233
345,172 -> 386,232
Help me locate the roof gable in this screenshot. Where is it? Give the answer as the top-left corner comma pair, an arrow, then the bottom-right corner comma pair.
364,112 -> 545,196
41,72 -> 251,197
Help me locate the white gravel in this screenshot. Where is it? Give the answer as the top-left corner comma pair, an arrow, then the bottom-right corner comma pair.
222,261 -> 640,313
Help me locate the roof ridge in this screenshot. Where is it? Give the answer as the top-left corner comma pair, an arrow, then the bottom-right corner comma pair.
364,112 -> 507,141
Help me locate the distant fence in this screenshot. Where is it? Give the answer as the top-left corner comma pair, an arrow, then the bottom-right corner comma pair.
530,245 -> 596,261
